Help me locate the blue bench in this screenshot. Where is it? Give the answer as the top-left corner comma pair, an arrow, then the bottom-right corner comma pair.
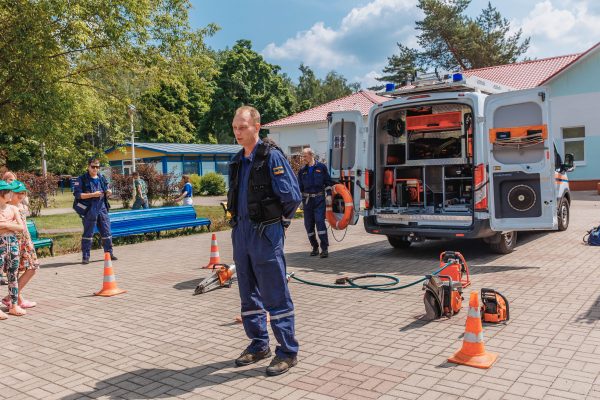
27,220 -> 54,256
95,206 -> 211,238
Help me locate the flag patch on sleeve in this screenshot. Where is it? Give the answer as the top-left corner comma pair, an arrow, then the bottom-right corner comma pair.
273,166 -> 285,175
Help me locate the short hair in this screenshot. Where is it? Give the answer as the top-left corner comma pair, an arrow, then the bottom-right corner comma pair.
0,189 -> 10,198
132,171 -> 139,177
88,157 -> 100,166
235,106 -> 261,125
302,147 -> 315,157
182,174 -> 190,182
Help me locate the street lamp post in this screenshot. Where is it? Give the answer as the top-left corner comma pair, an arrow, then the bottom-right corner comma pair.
127,104 -> 136,173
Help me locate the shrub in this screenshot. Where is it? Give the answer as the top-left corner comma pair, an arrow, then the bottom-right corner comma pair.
16,172 -> 59,217
136,163 -> 163,206
156,173 -> 179,206
199,172 -> 226,196
111,173 -> 134,208
189,173 -> 202,196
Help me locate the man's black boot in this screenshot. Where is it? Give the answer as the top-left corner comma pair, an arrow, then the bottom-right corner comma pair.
235,348 -> 272,367
310,247 -> 319,256
110,254 -> 118,261
320,250 -> 329,258
82,258 -> 90,265
266,355 -> 298,376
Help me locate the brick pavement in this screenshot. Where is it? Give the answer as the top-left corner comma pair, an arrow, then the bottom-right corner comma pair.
1,196 -> 599,399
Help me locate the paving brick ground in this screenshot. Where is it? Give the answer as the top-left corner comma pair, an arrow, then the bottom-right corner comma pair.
2,194 -> 599,399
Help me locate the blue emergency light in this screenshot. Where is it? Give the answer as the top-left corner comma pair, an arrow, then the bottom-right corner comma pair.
385,83 -> 395,92
452,73 -> 463,82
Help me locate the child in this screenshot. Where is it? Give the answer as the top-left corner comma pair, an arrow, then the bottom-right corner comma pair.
2,181 -> 38,309
0,180 -> 26,318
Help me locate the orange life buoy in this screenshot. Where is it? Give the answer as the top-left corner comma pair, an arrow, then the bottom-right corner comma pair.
326,183 -> 354,230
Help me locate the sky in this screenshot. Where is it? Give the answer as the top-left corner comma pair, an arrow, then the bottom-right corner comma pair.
189,0 -> 600,88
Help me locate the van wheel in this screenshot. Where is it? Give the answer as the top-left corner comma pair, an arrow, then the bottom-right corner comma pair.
489,231 -> 517,254
387,235 -> 411,249
557,198 -> 569,231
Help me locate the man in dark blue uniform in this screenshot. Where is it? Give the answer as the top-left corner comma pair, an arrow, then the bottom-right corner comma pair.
298,148 -> 333,258
227,106 -> 301,376
73,158 -> 116,264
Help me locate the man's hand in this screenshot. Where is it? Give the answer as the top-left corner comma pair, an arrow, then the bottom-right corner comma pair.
94,191 -> 103,198
325,195 -> 332,206
106,189 -> 112,197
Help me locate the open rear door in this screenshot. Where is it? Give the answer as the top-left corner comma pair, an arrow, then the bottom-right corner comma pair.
484,87 -> 557,231
328,111 -> 366,225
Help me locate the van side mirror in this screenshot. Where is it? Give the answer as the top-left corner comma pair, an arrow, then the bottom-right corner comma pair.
561,153 -> 575,172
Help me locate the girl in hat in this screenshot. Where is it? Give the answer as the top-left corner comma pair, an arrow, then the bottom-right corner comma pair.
2,181 -> 38,309
0,180 -> 26,318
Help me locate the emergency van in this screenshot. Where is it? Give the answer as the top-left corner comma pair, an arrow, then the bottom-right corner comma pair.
327,73 -> 574,253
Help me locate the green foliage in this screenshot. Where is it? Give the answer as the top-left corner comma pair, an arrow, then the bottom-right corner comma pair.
136,163 -> 164,206
199,172 -> 226,196
189,173 -> 202,195
296,64 -> 360,111
203,40 -> 297,143
379,0 -> 530,83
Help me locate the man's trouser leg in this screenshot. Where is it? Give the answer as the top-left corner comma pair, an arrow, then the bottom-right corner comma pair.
303,199 -> 319,249
96,211 -> 113,255
233,219 -> 269,353
250,222 -> 298,358
81,214 -> 97,260
314,198 -> 329,251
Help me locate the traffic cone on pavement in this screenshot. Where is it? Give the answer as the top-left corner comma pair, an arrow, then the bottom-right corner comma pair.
448,291 -> 498,369
94,253 -> 127,297
204,234 -> 221,269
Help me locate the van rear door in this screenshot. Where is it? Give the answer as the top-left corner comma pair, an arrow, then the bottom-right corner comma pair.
328,111 -> 366,224
484,87 -> 557,231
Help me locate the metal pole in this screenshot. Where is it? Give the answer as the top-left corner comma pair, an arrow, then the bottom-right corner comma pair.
41,142 -> 47,177
128,105 -> 136,173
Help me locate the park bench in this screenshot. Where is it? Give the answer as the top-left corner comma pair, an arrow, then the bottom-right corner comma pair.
95,206 -> 211,238
27,220 -> 54,256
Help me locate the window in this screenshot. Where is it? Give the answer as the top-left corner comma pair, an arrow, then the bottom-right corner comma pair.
289,144 -> 310,155
183,158 -> 198,175
562,127 -> 585,164
201,156 -> 216,175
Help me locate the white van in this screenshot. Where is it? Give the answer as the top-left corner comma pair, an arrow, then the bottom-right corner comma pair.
327,74 -> 574,253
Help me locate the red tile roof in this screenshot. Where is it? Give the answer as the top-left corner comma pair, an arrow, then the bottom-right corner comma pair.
263,91 -> 388,128
462,54 -> 581,89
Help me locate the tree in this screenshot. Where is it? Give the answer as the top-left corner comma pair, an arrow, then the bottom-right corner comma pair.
378,0 -> 529,83
295,64 -> 360,111
203,40 -> 297,143
0,0 -> 218,174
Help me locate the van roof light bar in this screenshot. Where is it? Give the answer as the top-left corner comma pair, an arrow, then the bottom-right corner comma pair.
379,74 -> 516,97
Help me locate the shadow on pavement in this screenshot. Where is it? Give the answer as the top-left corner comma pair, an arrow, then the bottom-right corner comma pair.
41,260 -> 101,268
61,361 -> 265,400
576,294 -> 600,324
286,230 -> 549,277
173,278 -> 203,291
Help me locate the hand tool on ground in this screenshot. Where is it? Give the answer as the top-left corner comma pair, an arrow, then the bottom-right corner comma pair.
480,288 -> 509,323
194,263 -> 236,295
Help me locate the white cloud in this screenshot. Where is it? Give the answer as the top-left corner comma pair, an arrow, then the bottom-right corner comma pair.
262,0 -> 419,71
515,1 -> 600,57
354,69 -> 384,89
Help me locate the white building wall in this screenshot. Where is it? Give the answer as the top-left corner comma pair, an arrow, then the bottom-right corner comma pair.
267,116 -> 369,163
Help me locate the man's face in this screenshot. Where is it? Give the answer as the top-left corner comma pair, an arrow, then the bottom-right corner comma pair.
88,162 -> 100,177
303,150 -> 314,164
232,112 -> 260,147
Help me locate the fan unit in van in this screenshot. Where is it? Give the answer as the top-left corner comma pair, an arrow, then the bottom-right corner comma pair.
492,171 -> 542,218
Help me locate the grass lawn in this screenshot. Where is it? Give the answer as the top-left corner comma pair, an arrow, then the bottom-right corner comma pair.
48,191 -> 119,209
32,205 -> 228,257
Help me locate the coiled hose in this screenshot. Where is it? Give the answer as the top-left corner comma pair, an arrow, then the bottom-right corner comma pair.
289,262 -> 452,292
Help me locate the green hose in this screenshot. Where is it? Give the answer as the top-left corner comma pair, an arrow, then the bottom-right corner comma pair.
290,262 -> 452,292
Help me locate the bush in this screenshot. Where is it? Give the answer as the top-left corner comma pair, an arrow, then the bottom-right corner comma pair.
156,173 -> 179,206
111,173 -> 134,208
199,172 -> 226,196
16,172 -> 59,217
189,173 -> 202,196
136,163 -> 164,206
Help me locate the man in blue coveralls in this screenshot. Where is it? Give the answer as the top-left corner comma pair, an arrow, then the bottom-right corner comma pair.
73,158 -> 116,264
298,147 -> 333,258
227,105 -> 301,376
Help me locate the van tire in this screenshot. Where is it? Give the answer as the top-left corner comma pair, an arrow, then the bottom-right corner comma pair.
557,198 -> 569,231
387,235 -> 411,249
489,231 -> 517,254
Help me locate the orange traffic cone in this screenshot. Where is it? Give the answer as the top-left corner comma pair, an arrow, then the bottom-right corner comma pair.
94,253 -> 127,297
448,291 -> 497,369
204,233 -> 221,269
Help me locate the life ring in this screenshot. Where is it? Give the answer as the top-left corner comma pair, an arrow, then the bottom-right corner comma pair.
326,183 -> 354,230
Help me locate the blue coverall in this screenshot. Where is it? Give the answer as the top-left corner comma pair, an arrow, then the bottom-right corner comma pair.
232,141 -> 302,358
73,173 -> 113,260
298,162 -> 333,251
